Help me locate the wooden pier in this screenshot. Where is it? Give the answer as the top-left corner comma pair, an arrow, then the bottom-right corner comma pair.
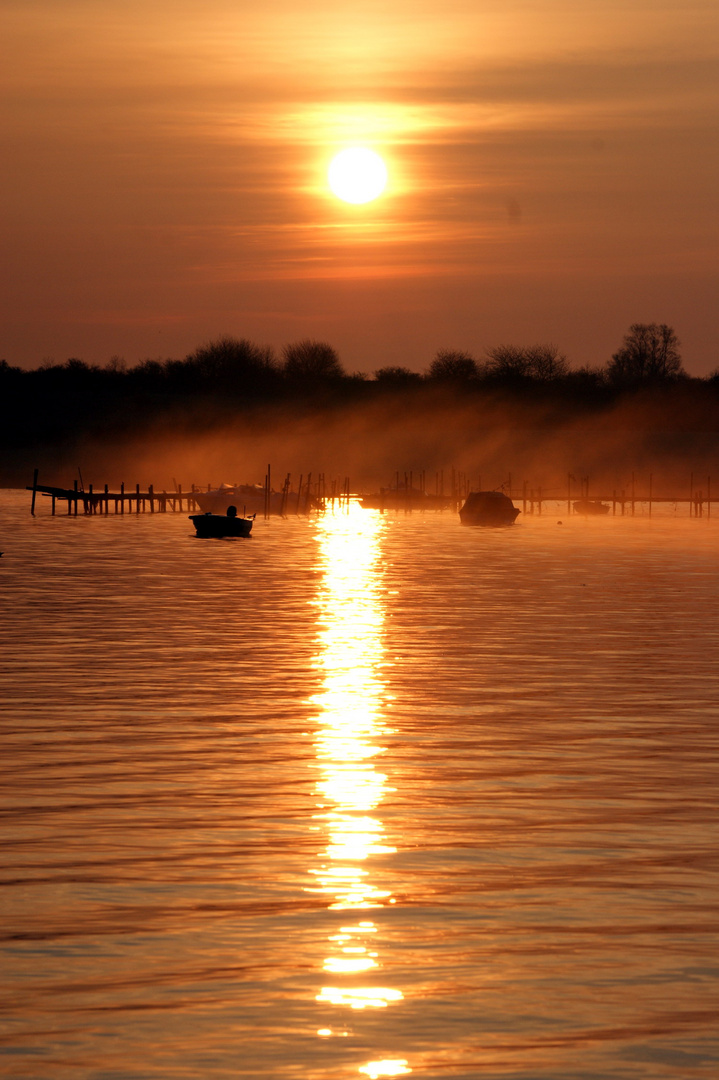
26,467 -> 339,518
27,470 -> 202,516
353,468 -> 714,518
516,473 -> 713,518
27,468 -> 714,519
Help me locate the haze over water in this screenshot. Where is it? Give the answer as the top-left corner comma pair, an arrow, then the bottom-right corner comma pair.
2,489 -> 718,1079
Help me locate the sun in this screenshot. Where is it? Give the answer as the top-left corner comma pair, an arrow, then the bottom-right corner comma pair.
328,148 -> 388,205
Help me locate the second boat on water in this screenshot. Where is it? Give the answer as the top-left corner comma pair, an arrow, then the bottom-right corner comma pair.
572,499 -> 610,515
459,491 -> 521,526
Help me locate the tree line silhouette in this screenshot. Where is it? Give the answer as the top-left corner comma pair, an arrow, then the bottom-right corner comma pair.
1,324 -> 717,455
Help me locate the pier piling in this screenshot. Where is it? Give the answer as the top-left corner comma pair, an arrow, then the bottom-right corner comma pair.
25,469 -> 718,520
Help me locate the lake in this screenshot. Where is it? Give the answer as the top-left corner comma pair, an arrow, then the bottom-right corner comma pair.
1,489 -> 718,1079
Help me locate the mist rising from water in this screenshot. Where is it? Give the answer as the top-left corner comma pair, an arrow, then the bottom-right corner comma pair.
11,387 -> 719,498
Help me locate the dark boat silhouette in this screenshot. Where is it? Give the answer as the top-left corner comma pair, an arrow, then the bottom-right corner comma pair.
573,499 -> 610,515
459,491 -> 520,526
189,505 -> 254,538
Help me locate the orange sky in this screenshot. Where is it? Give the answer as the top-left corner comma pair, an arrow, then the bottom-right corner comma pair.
2,0 -> 717,373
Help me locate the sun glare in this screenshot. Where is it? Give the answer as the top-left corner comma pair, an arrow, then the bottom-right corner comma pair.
328,148 -> 388,205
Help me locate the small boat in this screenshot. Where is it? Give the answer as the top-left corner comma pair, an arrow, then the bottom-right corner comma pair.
459,490 -> 520,526
573,500 -> 610,515
189,506 -> 254,538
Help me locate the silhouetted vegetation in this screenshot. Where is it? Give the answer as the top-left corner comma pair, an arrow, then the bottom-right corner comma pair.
427,350 -> 480,381
282,339 -> 344,382
1,325 -> 717,486
607,323 -> 684,385
485,344 -> 570,382
373,366 -> 423,385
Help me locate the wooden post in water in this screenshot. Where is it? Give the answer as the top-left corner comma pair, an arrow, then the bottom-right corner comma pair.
30,468 -> 38,516
648,473 -> 653,517
280,473 -> 290,516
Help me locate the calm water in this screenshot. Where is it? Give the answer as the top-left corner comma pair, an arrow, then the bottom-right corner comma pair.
1,489 -> 718,1080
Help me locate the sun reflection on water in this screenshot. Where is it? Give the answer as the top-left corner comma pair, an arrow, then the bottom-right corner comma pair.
306,504 -> 405,1029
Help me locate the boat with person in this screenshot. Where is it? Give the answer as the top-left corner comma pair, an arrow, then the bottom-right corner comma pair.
459,490 -> 521,526
189,505 -> 254,538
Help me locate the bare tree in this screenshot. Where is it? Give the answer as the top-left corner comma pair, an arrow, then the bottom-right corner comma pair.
427,350 -> 479,381
484,345 -> 530,379
282,340 -> 345,380
524,344 -> 569,380
184,337 -> 277,379
485,343 -> 568,381
607,324 -> 684,383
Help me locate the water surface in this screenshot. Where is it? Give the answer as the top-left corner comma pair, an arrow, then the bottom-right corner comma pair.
1,491 -> 718,1079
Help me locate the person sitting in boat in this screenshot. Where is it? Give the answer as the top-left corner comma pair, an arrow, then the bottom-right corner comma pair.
226,505 -> 238,518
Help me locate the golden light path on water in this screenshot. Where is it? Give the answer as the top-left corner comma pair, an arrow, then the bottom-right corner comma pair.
306,504 -> 411,1080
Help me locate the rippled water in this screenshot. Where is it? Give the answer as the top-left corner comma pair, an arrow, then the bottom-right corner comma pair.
1,489 -> 718,1079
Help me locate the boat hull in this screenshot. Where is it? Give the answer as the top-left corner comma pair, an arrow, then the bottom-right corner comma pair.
459,491 -> 520,526
573,500 -> 610,515
189,513 -> 253,538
